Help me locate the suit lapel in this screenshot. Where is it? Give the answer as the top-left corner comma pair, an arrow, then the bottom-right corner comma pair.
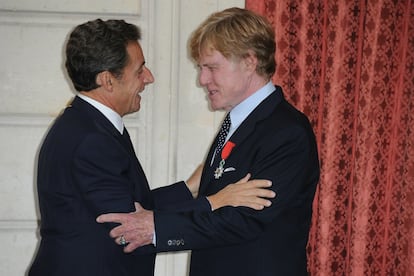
71,96 -> 145,179
70,96 -> 121,139
121,127 -> 147,179
229,86 -> 283,148
71,96 -> 153,207
200,86 -> 284,193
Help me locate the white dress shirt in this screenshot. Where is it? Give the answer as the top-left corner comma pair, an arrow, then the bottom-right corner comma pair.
78,94 -> 124,134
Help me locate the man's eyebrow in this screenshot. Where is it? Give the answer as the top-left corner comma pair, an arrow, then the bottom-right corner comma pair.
136,61 -> 146,72
199,62 -> 217,67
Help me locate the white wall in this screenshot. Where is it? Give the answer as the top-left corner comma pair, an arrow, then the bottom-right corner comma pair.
0,0 -> 243,275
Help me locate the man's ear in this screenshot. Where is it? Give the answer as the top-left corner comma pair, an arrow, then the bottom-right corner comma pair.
243,50 -> 258,73
96,71 -> 114,91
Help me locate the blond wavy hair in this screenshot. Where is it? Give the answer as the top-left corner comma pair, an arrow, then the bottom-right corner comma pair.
189,7 -> 276,79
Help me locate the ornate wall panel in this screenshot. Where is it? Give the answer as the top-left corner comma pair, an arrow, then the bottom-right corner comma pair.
0,0 -> 243,275
0,0 -> 140,15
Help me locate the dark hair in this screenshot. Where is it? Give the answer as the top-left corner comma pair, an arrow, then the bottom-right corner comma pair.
65,19 -> 141,92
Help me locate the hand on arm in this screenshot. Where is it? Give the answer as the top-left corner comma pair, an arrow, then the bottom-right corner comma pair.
96,202 -> 154,253
207,173 -> 275,211
185,163 -> 203,198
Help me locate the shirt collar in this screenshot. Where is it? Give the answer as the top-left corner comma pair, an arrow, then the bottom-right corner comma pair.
228,81 -> 274,135
78,94 -> 124,134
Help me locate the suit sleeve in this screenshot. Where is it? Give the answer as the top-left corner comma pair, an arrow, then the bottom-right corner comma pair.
154,122 -> 319,252
152,181 -> 191,208
152,181 -> 212,212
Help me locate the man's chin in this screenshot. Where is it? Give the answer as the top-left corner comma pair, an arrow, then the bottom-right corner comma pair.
126,106 -> 141,116
209,102 -> 221,111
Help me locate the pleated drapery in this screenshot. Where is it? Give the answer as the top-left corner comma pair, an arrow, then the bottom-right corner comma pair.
246,0 -> 414,275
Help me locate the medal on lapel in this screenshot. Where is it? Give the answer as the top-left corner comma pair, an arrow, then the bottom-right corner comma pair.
214,141 -> 236,179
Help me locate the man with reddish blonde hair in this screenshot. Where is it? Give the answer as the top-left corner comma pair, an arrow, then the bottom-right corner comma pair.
99,7 -> 319,276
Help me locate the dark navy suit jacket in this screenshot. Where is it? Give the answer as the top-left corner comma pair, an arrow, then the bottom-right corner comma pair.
154,86 -> 320,276
29,96 -> 192,276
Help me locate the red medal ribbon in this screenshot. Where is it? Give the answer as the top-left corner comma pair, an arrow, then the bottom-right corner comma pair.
221,141 -> 236,160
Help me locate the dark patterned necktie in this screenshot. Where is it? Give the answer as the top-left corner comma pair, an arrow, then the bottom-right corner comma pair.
215,113 -> 231,158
